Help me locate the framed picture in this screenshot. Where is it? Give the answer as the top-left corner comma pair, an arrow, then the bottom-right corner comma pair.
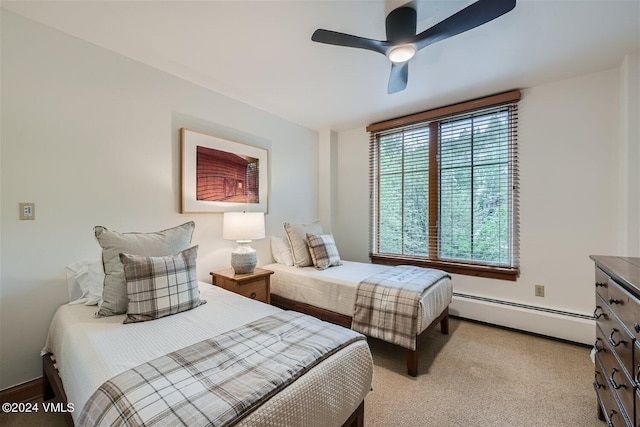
181,128 -> 268,213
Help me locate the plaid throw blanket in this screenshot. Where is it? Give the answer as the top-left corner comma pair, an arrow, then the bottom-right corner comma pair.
352,266 -> 450,351
78,311 -> 365,427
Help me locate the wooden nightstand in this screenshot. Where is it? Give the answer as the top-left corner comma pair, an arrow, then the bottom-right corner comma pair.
209,268 -> 274,304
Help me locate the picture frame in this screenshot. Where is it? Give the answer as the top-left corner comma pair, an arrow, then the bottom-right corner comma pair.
181,128 -> 268,213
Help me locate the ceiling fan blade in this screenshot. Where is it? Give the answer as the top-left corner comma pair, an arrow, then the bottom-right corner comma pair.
312,29 -> 389,55
388,62 -> 408,94
414,0 -> 516,51
385,6 -> 417,43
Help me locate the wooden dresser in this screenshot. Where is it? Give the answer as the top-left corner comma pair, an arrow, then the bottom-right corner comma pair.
591,256 -> 640,426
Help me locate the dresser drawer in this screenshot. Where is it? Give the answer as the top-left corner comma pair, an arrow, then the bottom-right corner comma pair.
596,267 -> 610,302
635,342 -> 640,387
594,323 -> 611,361
598,325 -> 635,422
597,295 -> 635,378
594,295 -> 611,325
636,390 -> 639,427
608,278 -> 640,341
596,355 -> 629,426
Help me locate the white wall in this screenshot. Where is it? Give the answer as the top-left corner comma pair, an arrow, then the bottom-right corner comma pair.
0,11 -> 318,390
336,66 -> 628,340
619,51 -> 640,255
318,130 -> 338,233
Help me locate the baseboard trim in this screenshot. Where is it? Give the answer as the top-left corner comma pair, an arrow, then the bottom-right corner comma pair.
0,378 -> 43,403
450,293 -> 595,345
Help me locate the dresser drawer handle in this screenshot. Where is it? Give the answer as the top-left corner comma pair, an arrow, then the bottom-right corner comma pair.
609,368 -> 627,390
594,372 -> 604,389
250,292 -> 257,299
593,339 -> 603,353
608,298 -> 621,305
595,282 -> 606,288
608,329 -> 626,347
593,306 -> 606,319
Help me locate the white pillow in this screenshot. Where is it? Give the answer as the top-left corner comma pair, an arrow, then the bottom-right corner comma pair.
283,221 -> 323,267
66,259 -> 105,306
271,236 -> 294,266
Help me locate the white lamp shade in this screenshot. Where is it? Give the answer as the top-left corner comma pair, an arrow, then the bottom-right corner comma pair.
223,212 -> 265,241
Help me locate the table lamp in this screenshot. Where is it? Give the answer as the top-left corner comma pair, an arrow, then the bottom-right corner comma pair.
222,212 -> 265,274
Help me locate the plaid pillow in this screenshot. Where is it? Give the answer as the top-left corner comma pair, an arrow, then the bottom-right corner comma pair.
306,233 -> 342,270
95,221 -> 195,317
119,245 -> 205,324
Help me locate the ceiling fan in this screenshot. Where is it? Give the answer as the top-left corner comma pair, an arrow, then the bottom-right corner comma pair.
311,0 -> 516,94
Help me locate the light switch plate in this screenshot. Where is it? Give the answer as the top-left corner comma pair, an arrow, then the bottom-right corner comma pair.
19,202 -> 35,220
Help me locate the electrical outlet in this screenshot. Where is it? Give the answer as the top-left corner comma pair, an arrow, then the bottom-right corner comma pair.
535,284 -> 545,297
19,202 -> 35,220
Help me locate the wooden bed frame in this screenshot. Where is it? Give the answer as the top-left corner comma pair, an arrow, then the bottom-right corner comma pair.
270,293 -> 450,377
42,352 -> 365,427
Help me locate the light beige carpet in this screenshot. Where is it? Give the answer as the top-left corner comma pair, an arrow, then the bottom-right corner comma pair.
365,317 -> 602,427
0,318 -> 601,427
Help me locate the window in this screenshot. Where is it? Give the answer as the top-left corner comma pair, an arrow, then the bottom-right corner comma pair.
368,91 -> 520,280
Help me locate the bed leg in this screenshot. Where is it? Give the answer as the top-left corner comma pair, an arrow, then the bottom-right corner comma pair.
440,308 -> 449,335
42,355 -> 55,401
342,401 -> 364,427
407,347 -> 418,377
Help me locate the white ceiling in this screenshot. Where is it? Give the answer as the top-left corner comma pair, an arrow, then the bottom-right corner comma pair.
2,0 -> 639,131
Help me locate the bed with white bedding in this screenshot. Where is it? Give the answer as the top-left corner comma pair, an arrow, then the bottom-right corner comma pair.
42,282 -> 374,426
265,261 -> 453,377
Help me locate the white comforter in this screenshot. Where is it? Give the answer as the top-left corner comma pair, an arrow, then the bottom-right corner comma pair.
265,261 -> 453,334
43,282 -> 373,426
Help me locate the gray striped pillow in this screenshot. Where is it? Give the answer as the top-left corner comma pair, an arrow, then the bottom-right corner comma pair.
306,233 -> 342,270
120,245 -> 205,324
284,221 -> 323,267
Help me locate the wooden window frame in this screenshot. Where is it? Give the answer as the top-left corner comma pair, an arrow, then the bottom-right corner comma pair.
367,90 -> 521,281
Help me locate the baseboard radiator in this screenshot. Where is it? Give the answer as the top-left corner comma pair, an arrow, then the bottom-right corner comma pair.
450,293 -> 595,345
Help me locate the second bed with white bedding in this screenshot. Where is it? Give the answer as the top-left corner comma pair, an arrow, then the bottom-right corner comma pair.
265,260 -> 453,376
265,261 -> 453,335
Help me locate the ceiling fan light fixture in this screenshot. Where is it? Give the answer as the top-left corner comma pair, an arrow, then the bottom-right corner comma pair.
311,0 -> 517,92
387,44 -> 416,63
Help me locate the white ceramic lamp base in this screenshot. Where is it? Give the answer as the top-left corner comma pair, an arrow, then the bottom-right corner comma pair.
230,241 -> 257,274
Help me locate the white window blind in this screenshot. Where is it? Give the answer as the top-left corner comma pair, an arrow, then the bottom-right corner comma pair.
368,90 -> 520,280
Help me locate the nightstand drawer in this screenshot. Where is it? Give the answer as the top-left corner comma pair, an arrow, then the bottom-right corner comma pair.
210,268 -> 273,304
232,279 -> 268,301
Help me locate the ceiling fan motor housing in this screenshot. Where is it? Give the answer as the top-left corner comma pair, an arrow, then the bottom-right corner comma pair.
386,7 -> 417,43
